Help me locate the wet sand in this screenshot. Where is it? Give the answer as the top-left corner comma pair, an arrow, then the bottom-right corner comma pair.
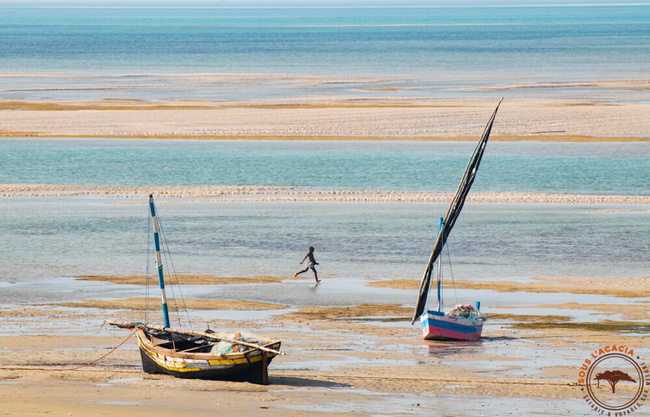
369,276 -> 650,298
1,274 -> 648,416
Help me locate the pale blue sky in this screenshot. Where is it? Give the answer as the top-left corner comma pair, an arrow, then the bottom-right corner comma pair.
1,0 -> 649,5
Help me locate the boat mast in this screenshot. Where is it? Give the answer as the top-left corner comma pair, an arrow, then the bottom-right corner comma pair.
149,194 -> 171,328
436,217 -> 443,313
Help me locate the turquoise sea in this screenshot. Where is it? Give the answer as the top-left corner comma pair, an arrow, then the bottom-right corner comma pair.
2,139 -> 649,193
2,1 -> 650,77
1,2 -> 650,102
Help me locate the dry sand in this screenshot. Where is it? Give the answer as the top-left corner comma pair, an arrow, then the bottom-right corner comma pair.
1,97 -> 649,141
1,274 -> 648,416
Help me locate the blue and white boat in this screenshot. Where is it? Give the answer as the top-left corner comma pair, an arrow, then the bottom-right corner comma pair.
412,99 -> 502,341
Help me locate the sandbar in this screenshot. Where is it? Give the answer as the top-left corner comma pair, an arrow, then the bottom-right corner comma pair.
77,274 -> 288,285
368,276 -> 650,298
2,184 -> 649,205
1,81 -> 650,141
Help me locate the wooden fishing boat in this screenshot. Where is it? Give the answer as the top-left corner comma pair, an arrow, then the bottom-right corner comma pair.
411,99 -> 502,341
108,195 -> 283,384
108,320 -> 281,383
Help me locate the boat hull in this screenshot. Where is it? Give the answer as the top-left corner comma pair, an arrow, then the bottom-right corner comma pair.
136,329 -> 280,383
420,310 -> 483,341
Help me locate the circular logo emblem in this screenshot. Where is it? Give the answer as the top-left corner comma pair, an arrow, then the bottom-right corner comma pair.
579,346 -> 648,415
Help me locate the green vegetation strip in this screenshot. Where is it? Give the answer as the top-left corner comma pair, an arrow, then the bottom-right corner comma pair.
510,320 -> 650,333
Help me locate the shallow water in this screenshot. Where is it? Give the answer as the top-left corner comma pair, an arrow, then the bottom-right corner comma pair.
2,139 -> 649,194
2,139 -> 648,293
1,196 -> 648,284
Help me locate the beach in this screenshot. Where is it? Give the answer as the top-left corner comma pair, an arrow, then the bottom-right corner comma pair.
1,273 -> 648,416
2,3 -> 650,416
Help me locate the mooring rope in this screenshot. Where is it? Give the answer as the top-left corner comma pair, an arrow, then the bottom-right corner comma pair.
0,329 -> 137,373
65,329 -> 138,371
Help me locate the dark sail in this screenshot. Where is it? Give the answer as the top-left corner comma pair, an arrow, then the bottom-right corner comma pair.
411,99 -> 503,324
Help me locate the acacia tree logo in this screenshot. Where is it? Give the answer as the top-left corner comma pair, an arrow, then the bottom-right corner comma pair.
595,370 -> 636,394
582,351 -> 647,414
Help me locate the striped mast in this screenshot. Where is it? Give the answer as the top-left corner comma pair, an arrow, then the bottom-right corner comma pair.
412,98 -> 503,324
149,194 -> 171,328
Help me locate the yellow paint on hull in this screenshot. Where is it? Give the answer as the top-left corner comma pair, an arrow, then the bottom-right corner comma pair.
136,330 -> 278,376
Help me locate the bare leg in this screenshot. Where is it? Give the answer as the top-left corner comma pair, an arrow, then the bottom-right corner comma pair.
294,267 -> 309,277
311,267 -> 320,283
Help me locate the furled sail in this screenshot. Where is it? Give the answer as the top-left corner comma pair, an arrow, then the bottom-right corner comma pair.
411,99 -> 503,324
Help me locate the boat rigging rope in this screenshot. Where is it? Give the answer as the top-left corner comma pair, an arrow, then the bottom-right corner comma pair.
156,213 -> 193,331
145,202 -> 152,324
444,234 -> 459,307
1,329 -> 137,373
143,200 -> 193,331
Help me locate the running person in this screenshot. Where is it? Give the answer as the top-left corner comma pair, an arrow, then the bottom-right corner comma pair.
294,246 -> 320,283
